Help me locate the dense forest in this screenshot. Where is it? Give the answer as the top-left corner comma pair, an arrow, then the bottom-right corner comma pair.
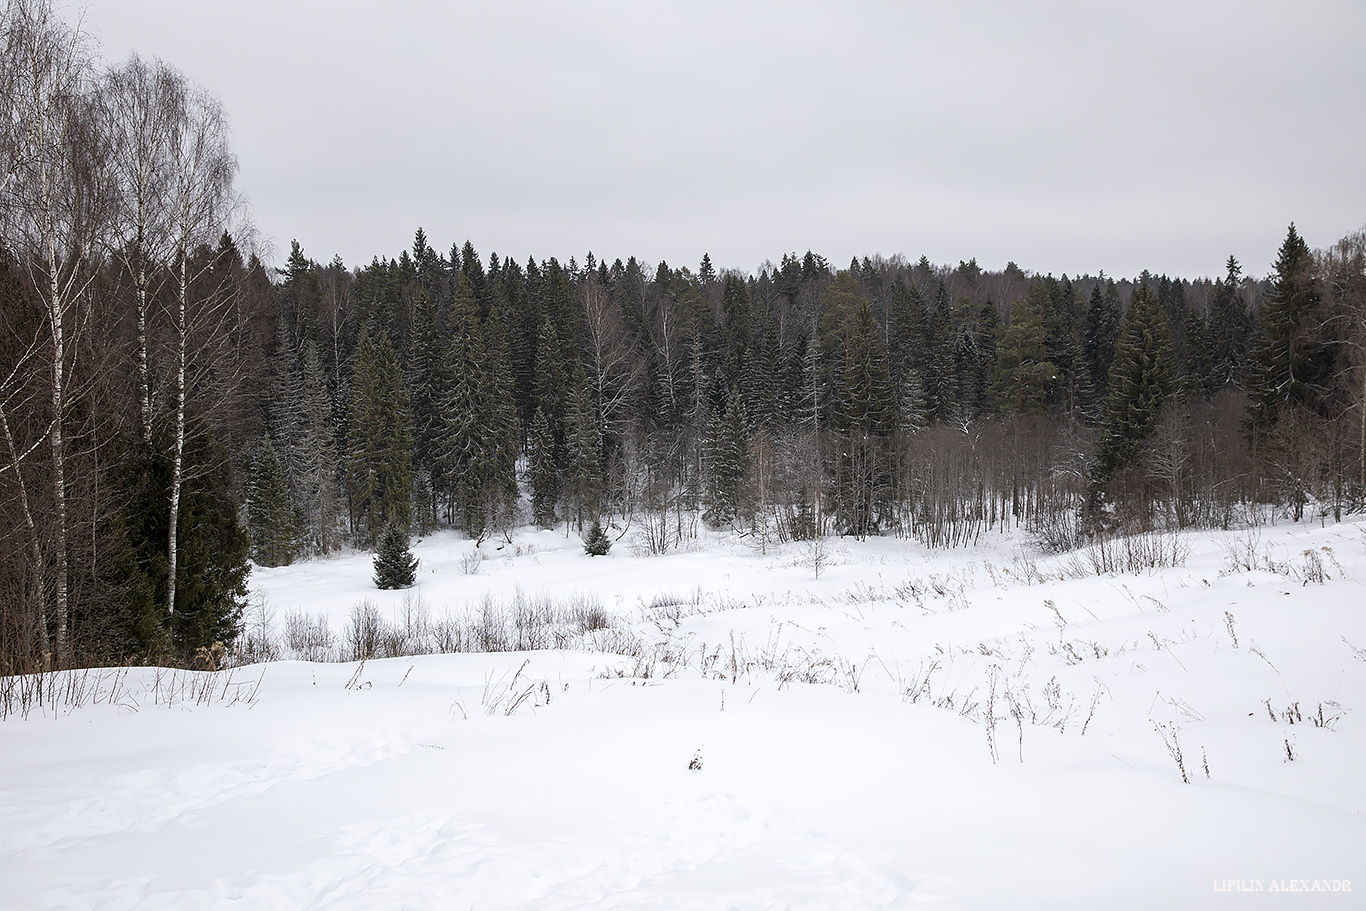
2,0 -> 1365,672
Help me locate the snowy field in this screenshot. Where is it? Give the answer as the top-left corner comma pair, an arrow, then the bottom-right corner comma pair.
4,518 -> 1366,909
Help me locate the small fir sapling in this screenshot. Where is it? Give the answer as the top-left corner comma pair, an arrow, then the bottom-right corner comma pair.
373,524 -> 419,589
583,517 -> 612,556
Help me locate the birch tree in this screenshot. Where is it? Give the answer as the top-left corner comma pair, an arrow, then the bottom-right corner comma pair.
0,0 -> 103,666
100,54 -> 181,446
162,84 -> 238,622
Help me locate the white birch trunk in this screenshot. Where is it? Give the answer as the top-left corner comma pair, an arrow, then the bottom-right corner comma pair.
166,254 -> 187,619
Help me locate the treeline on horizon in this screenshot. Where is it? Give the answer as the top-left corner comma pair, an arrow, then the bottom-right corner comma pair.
2,0 -> 1365,672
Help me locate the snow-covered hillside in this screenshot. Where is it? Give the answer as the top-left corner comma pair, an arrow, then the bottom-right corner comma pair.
3,520 -> 1365,908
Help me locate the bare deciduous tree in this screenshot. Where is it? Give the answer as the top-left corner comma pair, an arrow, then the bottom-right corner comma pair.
100,54 -> 181,445
162,81 -> 239,620
0,0 -> 104,666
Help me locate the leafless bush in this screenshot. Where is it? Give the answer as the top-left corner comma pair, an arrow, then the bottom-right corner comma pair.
345,600 -> 384,661
632,509 -> 674,556
793,538 -> 845,579
459,548 -> 483,575
1220,534 -> 1342,585
1065,530 -> 1189,576
270,592 -> 623,664
1033,507 -> 1082,553
234,596 -> 279,665
393,592 -> 434,656
428,591 -> 615,655
283,610 -> 336,662
1220,528 -> 1264,573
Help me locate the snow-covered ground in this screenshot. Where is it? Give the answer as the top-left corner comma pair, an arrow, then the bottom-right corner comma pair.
4,519 -> 1366,908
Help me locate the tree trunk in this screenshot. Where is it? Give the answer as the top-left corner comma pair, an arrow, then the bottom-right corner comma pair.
45,210 -> 70,667
1,406 -> 50,668
166,255 -> 187,620
137,257 -> 152,445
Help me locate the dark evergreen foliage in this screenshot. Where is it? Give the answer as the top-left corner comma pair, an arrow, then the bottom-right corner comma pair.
527,407 -> 558,527
1252,224 -> 1334,421
246,436 -> 296,567
7,45 -> 1365,679
345,328 -> 414,540
372,523 -> 418,589
1096,283 -> 1176,477
703,390 -> 748,526
583,517 -> 612,556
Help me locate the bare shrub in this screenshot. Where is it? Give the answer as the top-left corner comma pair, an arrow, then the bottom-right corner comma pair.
1221,536 -> 1342,585
1220,528 -> 1264,573
234,596 -> 279,665
345,600 -> 384,662
631,509 -> 673,556
1067,530 -> 1189,577
397,591 -> 434,655
284,610 -> 336,662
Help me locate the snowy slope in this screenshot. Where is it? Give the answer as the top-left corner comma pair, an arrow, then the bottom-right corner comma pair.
3,519 -> 1364,908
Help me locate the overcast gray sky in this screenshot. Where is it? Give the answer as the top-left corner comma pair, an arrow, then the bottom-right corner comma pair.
82,0 -> 1366,280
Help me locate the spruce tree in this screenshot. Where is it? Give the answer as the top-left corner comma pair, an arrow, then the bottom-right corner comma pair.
372,523 -> 418,589
527,407 -> 559,527
997,280 -> 1057,415
475,316 -> 522,536
1095,283 -> 1175,477
698,252 -> 715,285
173,437 -> 252,656
435,276 -> 487,529
583,517 -> 612,556
408,288 -> 448,528
1081,279 -> 1122,419
703,390 -> 747,526
345,328 -> 414,540
563,386 -> 603,530
1208,256 -> 1251,390
246,436 -> 297,567
833,301 -> 896,536
295,341 -> 340,554
720,273 -> 751,386
1252,223 -> 1332,422
922,281 -> 955,422
534,321 -> 572,470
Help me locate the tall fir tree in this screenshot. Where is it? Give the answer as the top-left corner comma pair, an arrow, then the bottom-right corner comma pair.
1252,224 -> 1333,423
1095,282 -> 1176,478
997,280 -> 1057,415
1208,256 -> 1251,390
345,328 -> 414,539
563,385 -> 603,529
246,435 -> 297,567
408,288 -> 448,528
1081,279 -> 1122,419
702,389 -> 748,526
833,301 -> 896,536
293,341 -> 341,554
527,407 -> 559,527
